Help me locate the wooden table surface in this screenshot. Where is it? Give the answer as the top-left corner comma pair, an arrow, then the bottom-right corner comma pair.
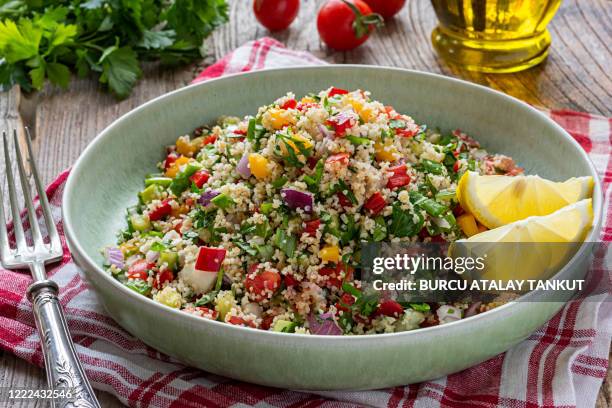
1,0 -> 610,406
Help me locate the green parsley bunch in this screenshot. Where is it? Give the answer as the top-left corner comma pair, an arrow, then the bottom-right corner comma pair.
0,0 -> 228,98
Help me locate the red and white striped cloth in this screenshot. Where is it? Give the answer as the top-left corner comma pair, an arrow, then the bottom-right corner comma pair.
1,37 -> 610,408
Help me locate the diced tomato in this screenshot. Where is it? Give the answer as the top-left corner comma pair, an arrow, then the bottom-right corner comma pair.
164,153 -> 178,171
153,269 -> 174,290
453,160 -> 461,173
196,307 -> 218,320
148,199 -> 172,221
419,227 -> 446,243
297,102 -> 318,111
245,270 -> 281,301
337,192 -> 352,207
189,170 -> 210,188
195,246 -> 226,272
364,192 -> 386,215
303,219 -> 321,237
326,153 -> 350,166
386,164 -> 411,189
127,259 -> 154,281
261,315 -> 274,330
202,134 -> 217,145
329,87 -> 349,97
284,274 -> 299,287
233,129 -> 246,135
336,292 -> 355,313
377,300 -> 404,318
228,316 -> 256,328
319,263 -> 353,289
173,222 -> 183,235
396,128 -> 417,138
384,106 -> 395,116
325,114 -> 356,137
280,99 -> 298,110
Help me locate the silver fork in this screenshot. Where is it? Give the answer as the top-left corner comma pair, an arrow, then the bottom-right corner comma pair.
0,128 -> 100,408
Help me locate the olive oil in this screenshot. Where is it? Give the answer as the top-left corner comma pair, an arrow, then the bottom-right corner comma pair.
431,0 -> 561,73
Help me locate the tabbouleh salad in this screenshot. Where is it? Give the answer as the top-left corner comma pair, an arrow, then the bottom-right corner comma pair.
103,87 -> 523,335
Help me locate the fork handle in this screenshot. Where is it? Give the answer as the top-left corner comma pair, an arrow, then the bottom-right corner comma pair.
28,279 -> 101,408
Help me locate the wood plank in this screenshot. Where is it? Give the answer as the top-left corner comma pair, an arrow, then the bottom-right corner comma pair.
1,0 -> 610,407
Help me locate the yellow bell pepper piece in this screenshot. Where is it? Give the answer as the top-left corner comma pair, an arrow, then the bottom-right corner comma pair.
300,96 -> 315,104
176,136 -> 197,157
279,133 -> 313,157
267,108 -> 296,130
374,141 -> 397,162
248,153 -> 270,179
319,245 -> 340,263
165,156 -> 190,178
457,214 -> 479,237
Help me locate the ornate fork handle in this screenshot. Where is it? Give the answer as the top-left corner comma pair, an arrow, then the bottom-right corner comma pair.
28,278 -> 100,408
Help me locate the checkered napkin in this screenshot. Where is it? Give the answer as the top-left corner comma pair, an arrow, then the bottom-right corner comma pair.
1,37 -> 610,408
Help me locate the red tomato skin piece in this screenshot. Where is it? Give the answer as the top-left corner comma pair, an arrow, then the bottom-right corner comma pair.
329,87 -> 349,96
148,199 -> 172,221
377,299 -> 404,317
189,170 -> 210,188
364,192 -> 386,215
195,246 -> 226,272
303,219 -> 322,236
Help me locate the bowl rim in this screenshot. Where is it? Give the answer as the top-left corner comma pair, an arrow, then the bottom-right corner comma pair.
63,64 -> 604,341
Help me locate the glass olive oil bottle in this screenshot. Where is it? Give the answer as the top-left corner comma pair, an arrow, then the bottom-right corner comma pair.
431,0 -> 562,73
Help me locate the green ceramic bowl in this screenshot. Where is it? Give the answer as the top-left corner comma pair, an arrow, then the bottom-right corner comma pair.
63,66 -> 603,390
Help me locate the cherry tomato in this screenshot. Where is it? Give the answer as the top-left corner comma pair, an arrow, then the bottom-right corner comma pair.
362,0 -> 405,19
317,0 -> 383,51
253,0 -> 300,31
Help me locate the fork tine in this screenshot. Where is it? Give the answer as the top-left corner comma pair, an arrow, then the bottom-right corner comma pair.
12,129 -> 44,250
23,127 -> 61,251
2,131 -> 28,252
0,172 -> 10,263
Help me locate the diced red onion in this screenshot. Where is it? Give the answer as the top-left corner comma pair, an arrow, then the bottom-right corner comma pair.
307,312 -> 342,335
334,111 -> 356,125
199,190 -> 220,206
105,246 -> 124,269
236,153 -> 251,178
464,301 -> 482,318
281,188 -> 314,213
146,250 -> 159,263
317,124 -> 333,139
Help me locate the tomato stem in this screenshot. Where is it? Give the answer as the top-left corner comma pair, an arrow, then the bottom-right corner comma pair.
341,0 -> 384,39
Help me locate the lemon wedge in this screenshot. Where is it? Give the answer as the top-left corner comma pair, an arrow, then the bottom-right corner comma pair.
457,171 -> 593,229
450,199 -> 593,281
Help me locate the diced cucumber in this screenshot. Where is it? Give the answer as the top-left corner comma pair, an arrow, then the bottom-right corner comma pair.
211,193 -> 235,209
145,177 -> 173,187
272,319 -> 297,333
139,184 -> 161,203
130,214 -> 151,231
158,250 -> 178,270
